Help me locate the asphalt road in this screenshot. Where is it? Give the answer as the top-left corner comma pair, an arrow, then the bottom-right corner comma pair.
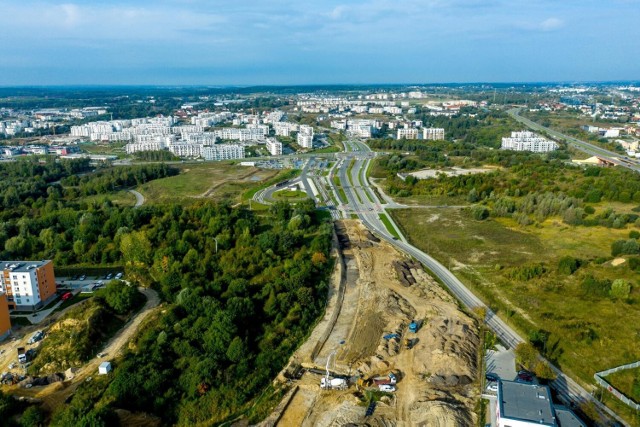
508,108 -> 640,173
330,138 -> 627,426
128,189 -> 145,207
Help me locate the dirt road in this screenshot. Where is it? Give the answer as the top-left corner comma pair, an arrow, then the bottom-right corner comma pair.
5,288 -> 161,411
275,220 -> 480,427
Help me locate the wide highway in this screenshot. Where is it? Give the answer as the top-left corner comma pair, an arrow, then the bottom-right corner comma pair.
329,138 -> 627,426
508,107 -> 640,173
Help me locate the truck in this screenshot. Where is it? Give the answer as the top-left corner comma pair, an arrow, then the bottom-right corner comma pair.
27,330 -> 44,344
408,320 -> 420,333
320,377 -> 348,390
373,373 -> 397,386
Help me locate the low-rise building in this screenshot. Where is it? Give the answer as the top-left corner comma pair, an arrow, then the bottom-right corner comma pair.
0,260 -> 57,311
497,381 -> 556,427
397,128 -> 419,139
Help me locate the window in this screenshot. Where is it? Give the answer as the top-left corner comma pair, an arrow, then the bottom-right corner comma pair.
26,298 -> 29,303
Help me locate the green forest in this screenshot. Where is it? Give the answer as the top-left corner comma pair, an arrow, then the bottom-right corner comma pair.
0,159 -> 333,426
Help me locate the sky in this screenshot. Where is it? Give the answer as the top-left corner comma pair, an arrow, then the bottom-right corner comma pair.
0,0 -> 639,85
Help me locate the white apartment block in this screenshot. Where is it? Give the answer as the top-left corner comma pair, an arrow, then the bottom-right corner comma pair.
297,125 -> 314,149
397,128 -> 419,139
169,143 -> 202,158
330,120 -> 347,130
274,122 -> 299,137
202,144 -> 245,161
423,127 -> 445,140
263,110 -> 285,124
266,139 -> 283,156
501,131 -> 558,152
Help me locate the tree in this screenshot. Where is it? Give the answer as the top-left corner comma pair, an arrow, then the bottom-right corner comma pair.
557,256 -> 579,275
20,405 -> 46,427
471,205 -> 489,221
98,281 -> 140,314
514,342 -> 537,371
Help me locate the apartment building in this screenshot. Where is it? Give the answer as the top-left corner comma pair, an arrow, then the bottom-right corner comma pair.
0,260 -> 57,311
501,131 -> 558,152
202,144 -> 245,161
169,143 -> 202,158
397,128 -> 419,140
266,139 -> 283,156
423,127 -> 445,140
0,294 -> 10,340
297,125 -> 314,149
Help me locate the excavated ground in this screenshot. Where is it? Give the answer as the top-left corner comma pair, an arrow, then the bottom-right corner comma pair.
274,220 -> 481,427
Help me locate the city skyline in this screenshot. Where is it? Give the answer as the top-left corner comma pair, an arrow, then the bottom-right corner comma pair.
0,0 -> 639,85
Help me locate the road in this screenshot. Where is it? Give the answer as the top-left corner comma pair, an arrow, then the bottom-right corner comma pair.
128,189 -> 145,207
508,108 -> 640,173
327,138 -> 627,426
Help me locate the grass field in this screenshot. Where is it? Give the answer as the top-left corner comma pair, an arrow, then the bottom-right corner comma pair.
606,367 -> 640,403
82,190 -> 137,207
391,207 -> 640,415
272,189 -> 308,201
379,213 -> 400,239
137,163 -> 280,204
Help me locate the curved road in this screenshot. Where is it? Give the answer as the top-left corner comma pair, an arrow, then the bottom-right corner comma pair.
129,189 -> 145,208
331,138 -> 626,426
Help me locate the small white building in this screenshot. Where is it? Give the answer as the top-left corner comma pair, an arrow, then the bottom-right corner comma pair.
98,361 -> 112,375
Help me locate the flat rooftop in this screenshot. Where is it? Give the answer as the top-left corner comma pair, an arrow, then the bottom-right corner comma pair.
499,380 -> 556,426
0,260 -> 51,273
554,406 -> 586,427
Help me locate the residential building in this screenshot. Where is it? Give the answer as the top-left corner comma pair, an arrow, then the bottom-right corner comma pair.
397,128 -> 419,139
497,381 -> 556,427
169,143 -> 202,158
298,125 -> 314,149
202,144 -> 245,161
501,131 -> 558,152
0,260 -> 57,311
423,127 -> 445,140
0,294 -> 10,340
266,139 -> 283,156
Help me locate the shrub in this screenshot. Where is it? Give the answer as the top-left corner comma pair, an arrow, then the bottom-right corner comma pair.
610,279 -> 631,300
509,264 -> 546,281
582,275 -> 612,297
630,230 -> 640,239
583,205 -> 596,215
557,256 -> 580,275
471,205 -> 489,221
611,239 -> 640,257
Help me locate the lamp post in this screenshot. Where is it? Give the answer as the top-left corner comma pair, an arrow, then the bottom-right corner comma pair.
213,237 -> 218,254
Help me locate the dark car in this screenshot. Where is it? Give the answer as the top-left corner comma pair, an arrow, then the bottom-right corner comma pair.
485,373 -> 499,382
516,370 -> 534,383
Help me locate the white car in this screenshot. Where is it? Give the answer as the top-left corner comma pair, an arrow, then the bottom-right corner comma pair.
486,382 -> 499,392
379,384 -> 396,392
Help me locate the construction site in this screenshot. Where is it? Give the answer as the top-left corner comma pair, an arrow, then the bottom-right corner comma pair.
267,220 -> 482,427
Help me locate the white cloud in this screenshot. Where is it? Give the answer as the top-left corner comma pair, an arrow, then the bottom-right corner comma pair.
540,17 -> 564,31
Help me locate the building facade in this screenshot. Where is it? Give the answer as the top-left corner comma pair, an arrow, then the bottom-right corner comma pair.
501,131 -> 558,152
202,144 -> 245,161
297,125 -> 314,149
0,294 -> 10,340
266,139 -> 283,156
0,260 -> 57,311
423,127 -> 446,140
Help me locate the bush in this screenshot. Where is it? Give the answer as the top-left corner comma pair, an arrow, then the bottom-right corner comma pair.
582,275 -> 612,298
509,264 -> 546,281
611,239 -> 640,257
630,230 -> 640,239
557,256 -> 580,275
20,406 -> 45,427
610,279 -> 631,300
471,205 -> 489,221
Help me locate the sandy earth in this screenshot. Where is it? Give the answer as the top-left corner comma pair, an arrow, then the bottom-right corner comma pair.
273,220 -> 480,427
2,288 -> 161,417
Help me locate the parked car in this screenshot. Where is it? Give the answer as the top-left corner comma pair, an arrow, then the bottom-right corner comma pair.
61,292 -> 73,301
486,382 -> 499,392
516,370 -> 534,383
105,273 -> 113,280
115,273 -> 123,280
79,275 -> 86,281
379,384 -> 396,392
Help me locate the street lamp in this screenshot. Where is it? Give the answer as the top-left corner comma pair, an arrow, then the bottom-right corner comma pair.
213,237 -> 218,254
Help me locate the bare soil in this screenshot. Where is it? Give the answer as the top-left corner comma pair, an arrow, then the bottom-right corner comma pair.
274,220 -> 480,427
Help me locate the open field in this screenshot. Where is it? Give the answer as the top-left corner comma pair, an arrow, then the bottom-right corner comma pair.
82,190 -> 137,207
391,207 -> 640,417
606,367 -> 640,403
137,162 -> 279,204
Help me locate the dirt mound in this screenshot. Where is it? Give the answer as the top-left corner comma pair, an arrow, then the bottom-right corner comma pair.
410,399 -> 473,426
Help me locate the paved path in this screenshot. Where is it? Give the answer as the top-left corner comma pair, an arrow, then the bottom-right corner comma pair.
129,189 -> 145,207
